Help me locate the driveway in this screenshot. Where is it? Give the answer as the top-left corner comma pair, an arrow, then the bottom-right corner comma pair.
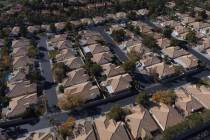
38,36 -> 58,110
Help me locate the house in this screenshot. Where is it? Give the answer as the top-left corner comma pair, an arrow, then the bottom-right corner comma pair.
120,37 -> 143,51
56,48 -> 76,62
73,121 -> 97,140
80,36 -> 103,46
64,57 -> 84,70
3,93 -> 37,118
174,55 -> 198,69
101,63 -> 125,78
140,55 -> 162,68
172,25 -> 189,39
49,34 -> 68,45
94,116 -> 131,140
41,24 -> 50,32
101,74 -> 132,94
7,81 -> 37,98
131,21 -> 152,33
115,12 -> 127,20
56,40 -> 72,50
64,81 -> 100,101
55,22 -> 66,31
184,85 -> 210,109
92,16 -> 105,24
17,129 -> 55,140
125,105 -> 159,140
27,26 -> 40,33
82,44 -> 109,55
11,26 -> 20,36
136,9 -> 149,16
189,22 -> 210,31
12,38 -> 31,48
197,37 -> 210,50
157,38 -> 171,49
13,55 -> 34,70
181,16 -> 196,26
146,62 -> 175,79
80,18 -> 93,25
70,20 -> 82,28
160,20 -> 180,28
91,52 -> 113,65
106,13 -> 117,21
149,103 -> 183,131
62,68 -> 89,88
8,69 -> 27,84
12,46 -> 28,57
146,32 -> 162,40
162,46 -> 189,59
175,88 -> 203,116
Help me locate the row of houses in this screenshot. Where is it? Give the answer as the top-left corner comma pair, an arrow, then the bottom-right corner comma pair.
17,82 -> 210,140
2,38 -> 38,119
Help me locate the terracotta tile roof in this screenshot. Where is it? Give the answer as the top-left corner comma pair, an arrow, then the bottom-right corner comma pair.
13,56 -> 34,70
94,116 -> 131,140
7,82 -> 37,98
184,85 -> 210,109
64,81 -> 100,101
189,22 -> 210,30
162,46 -> 189,59
82,44 -> 109,55
12,38 -> 30,48
5,93 -> 37,118
175,88 -> 203,116
56,40 -> 72,50
101,63 -> 125,77
12,46 -> 28,57
62,68 -> 89,88
157,38 -> 171,49
8,69 -> 27,84
64,57 -> 84,70
140,55 -> 162,67
101,74 -> 132,94
56,48 -> 76,62
175,55 -> 198,69
91,52 -> 113,65
125,105 -> 158,139
150,103 -> 183,130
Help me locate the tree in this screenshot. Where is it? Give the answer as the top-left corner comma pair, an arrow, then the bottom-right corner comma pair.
58,94 -> 83,110
111,29 -> 126,42
142,35 -> 160,51
127,11 -> 139,20
50,23 -> 56,33
185,30 -> 197,44
162,26 -> 173,38
107,105 -> 129,122
20,24 -> 28,37
58,117 -> 75,139
52,62 -> 68,83
122,59 -> 136,72
65,22 -> 73,31
28,46 -> 39,58
136,92 -> 150,106
152,90 -> 176,105
197,10 -> 208,20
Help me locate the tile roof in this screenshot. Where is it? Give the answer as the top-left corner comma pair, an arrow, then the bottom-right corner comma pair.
150,103 -> 183,130
82,44 -> 109,54
64,81 -> 100,101
101,74 -> 132,94
125,105 -> 158,139
162,46 -> 189,59
62,68 -> 89,88
56,48 -> 76,62
64,57 -> 84,70
101,63 -> 125,78
91,52 -> 113,65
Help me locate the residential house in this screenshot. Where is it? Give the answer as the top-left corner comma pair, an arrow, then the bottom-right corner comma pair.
101,63 -> 125,78
172,25 -> 189,39
115,12 -> 127,20
175,88 -> 203,116
56,40 -> 72,50
64,57 -> 84,70
189,22 -> 210,33
55,22 -> 66,31
12,38 -> 31,48
106,14 -> 116,21
146,62 -> 175,79
94,116 -> 131,140
12,45 -> 28,57
27,26 -> 40,33
162,46 -> 189,59
62,68 -> 89,88
174,55 -> 198,69
80,36 -> 103,46
82,44 -> 109,55
149,103 -> 183,131
160,20 -> 180,28
181,16 -> 196,26
11,26 -> 20,36
91,52 -> 113,65
7,81 -> 37,98
140,55 -> 162,68
119,37 -> 142,51
157,38 -> 171,49
13,55 -> 34,70
8,69 -> 27,84
64,81 -> 100,102
80,18 -> 93,26
125,105 -> 159,140
3,93 -> 37,118
56,48 -> 76,62
184,85 -> 210,109
92,16 -> 105,24
101,74 -> 132,94
136,9 -> 149,16
70,20 -> 82,28
131,21 -> 152,34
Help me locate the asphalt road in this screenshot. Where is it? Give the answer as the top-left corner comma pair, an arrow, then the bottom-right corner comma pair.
38,36 -> 58,109
90,26 -> 128,62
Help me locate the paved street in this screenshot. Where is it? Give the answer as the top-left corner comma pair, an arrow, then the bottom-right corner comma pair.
90,26 -> 128,62
38,36 -> 58,109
